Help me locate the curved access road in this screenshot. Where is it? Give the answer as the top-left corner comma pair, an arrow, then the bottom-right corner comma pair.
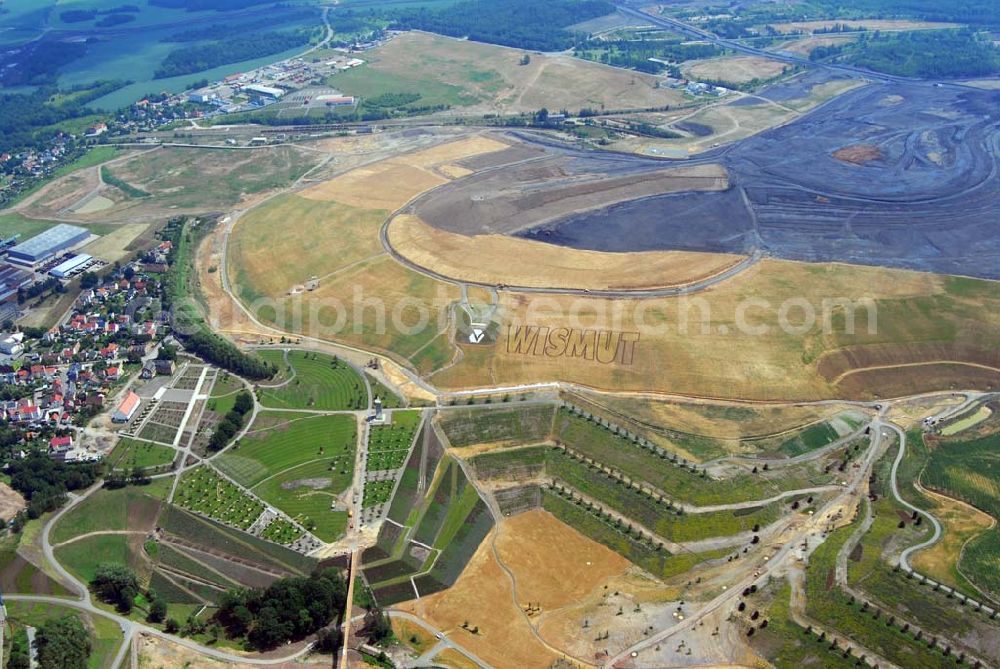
882,421 -> 941,571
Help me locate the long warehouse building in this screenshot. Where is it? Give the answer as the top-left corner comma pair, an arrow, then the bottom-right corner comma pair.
50,254 -> 92,279
7,224 -> 90,267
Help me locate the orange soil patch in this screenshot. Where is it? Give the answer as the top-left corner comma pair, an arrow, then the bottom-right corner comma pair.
388,214 -> 743,291
832,144 -> 883,165
911,487 -> 995,590
299,135 -> 508,209
0,482 -> 26,522
396,538 -> 560,669
776,34 -> 856,56
495,509 -> 630,611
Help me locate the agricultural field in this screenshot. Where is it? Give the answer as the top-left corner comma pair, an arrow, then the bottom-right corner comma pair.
330,31 -> 685,115
174,466 -> 264,531
256,349 -> 369,410
107,438 -> 177,472
27,145 -> 324,223
215,412 -> 357,542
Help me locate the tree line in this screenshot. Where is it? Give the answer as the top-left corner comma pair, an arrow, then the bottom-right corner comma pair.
216,567 -> 348,650
387,0 -> 614,51
154,30 -> 311,78
208,389 -> 253,451
8,454 -> 101,519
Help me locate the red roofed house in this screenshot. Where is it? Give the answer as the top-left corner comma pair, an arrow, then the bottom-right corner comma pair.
112,391 -> 141,423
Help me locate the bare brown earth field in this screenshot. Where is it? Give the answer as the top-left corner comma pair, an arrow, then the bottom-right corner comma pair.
767,19 -> 960,33
0,483 -> 25,522
682,56 -> 790,85
388,214 -> 742,290
494,509 -> 630,611
832,144 -> 883,165
396,538 -> 560,669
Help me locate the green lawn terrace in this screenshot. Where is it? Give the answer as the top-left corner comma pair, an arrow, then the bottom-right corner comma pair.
107,438 -> 178,473
174,466 -> 317,551
551,407 -> 845,506
361,455 -> 493,607
216,412 -> 358,543
469,445 -> 817,546
256,349 -> 370,411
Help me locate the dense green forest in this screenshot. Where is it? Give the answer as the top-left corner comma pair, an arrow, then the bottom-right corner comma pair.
387,0 -> 614,51
154,30 -> 312,78
0,40 -> 87,87
820,30 -> 1000,78
216,568 -> 348,650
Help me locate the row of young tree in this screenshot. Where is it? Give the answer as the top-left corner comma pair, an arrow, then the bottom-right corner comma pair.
208,389 -> 253,451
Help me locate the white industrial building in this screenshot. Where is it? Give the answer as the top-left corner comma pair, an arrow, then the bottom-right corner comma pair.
50,253 -> 93,279
244,84 -> 285,100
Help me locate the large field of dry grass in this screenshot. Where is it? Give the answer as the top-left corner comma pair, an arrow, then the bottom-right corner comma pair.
388,214 -> 742,291
224,133 -> 1000,402
331,31 -> 686,115
682,55 -> 790,85
767,19 -> 959,33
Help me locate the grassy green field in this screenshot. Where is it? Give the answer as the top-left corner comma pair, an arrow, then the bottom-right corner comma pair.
217,412 -> 356,487
750,580 -> 858,668
920,430 -> 1000,599
50,482 -> 169,545
215,411 -> 356,542
5,600 -> 125,669
542,488 -> 728,581
55,533 -> 132,584
0,212 -> 61,242
108,438 -> 177,471
174,466 -> 264,531
207,372 -> 243,416
257,349 -> 368,410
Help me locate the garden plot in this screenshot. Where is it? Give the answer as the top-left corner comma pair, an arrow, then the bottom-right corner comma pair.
138,401 -> 190,444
